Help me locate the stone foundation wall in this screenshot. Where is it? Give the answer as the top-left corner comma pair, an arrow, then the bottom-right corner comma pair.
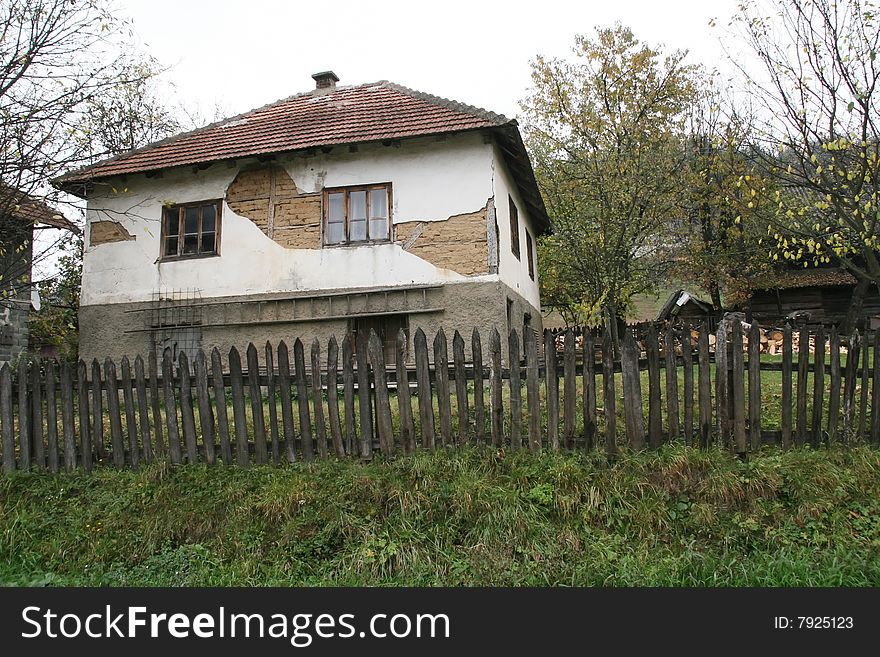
78,280 -> 541,368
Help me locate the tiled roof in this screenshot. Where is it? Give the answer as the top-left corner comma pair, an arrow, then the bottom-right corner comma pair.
0,184 -> 78,233
55,81 -> 511,185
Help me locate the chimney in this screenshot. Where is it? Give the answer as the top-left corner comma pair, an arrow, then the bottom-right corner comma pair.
312,70 -> 339,91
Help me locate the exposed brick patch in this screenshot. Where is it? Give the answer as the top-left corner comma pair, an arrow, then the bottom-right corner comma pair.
226,165 -> 321,249
395,203 -> 489,276
89,220 -> 134,245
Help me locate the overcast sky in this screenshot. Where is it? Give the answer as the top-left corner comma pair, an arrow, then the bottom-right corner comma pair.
121,0 -> 745,123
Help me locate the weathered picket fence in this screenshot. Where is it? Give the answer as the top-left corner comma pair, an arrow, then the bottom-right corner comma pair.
1,321 -> 878,474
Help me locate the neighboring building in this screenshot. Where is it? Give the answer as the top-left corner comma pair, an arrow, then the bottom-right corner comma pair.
746,267 -> 880,329
55,72 -> 549,364
0,186 -> 77,365
656,289 -> 715,329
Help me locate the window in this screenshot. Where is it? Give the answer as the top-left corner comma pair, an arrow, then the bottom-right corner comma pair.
526,231 -> 535,280
324,184 -> 391,245
509,195 -> 520,259
161,200 -> 221,259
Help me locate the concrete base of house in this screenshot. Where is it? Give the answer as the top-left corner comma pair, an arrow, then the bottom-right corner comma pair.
78,279 -> 541,368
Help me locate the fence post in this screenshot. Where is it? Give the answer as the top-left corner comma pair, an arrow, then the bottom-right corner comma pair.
264,343 -> 280,464
134,356 -> 152,463
46,361 -> 58,472
328,336 -> 347,459
543,329 -> 559,451
395,330 -> 415,454
859,337 -> 869,441
716,322 -> 731,449
195,349 -> 216,465
602,330 -> 617,459
796,325 -> 809,446
368,330 -> 395,458
342,334 -> 357,455
228,346 -> 250,468
682,327 -> 694,446
60,360 -> 77,472
621,329 -> 645,450
77,360 -> 92,471
646,325 -> 663,448
105,358 -> 125,467
698,322 -> 711,449
91,359 -> 105,462
583,333 -> 597,450
748,322 -> 762,451
311,338 -> 328,459
781,324 -> 793,449
275,342 -> 296,462
178,352 -> 198,464
731,319 -> 747,456
563,328 -> 576,450
811,325 -> 825,446
121,356 -> 139,467
294,338 -> 315,461
17,358 -> 29,470
872,329 -> 880,445
827,327 -> 841,444
148,350 -> 163,460
526,328 -> 541,453
246,343 -> 268,464
162,350 -> 182,465
664,327 -> 680,440
30,360 -> 44,469
1,364 -> 14,472
842,330 -> 860,444
355,331 -> 373,458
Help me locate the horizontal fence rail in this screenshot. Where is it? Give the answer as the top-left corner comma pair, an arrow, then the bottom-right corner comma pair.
1,321 -> 878,474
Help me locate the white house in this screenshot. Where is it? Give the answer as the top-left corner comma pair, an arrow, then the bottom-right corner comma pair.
55,72 -> 550,364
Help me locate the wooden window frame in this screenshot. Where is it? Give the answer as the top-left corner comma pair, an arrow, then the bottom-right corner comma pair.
509,195 -> 520,260
322,183 -> 392,247
159,199 -> 223,261
526,230 -> 535,280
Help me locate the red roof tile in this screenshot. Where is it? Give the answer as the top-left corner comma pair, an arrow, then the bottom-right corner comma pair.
55,82 -> 510,185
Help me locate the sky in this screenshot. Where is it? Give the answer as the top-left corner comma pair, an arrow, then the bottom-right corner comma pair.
120,0 -> 746,123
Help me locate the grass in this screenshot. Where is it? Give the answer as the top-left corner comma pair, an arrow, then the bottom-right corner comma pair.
2,444 -> 879,586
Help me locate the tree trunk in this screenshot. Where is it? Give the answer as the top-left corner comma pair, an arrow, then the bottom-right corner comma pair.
843,276 -> 870,334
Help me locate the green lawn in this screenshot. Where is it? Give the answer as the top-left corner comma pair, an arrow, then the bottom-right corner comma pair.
1,445 -> 879,586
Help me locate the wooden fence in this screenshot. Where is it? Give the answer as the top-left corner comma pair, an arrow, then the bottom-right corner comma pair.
1,320 -> 878,474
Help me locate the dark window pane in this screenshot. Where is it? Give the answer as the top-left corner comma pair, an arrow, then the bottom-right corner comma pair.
165,208 -> 179,236
350,218 -> 367,241
202,204 -> 216,232
164,236 -> 178,256
185,206 -> 199,234
183,234 -> 198,254
201,232 -> 216,253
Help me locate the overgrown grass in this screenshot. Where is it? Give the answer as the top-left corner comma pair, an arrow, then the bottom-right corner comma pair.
2,445 -> 879,586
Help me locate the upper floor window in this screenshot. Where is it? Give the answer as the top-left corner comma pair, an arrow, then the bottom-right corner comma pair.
324,184 -> 391,245
161,200 -> 221,259
509,195 -> 520,260
526,231 -> 535,280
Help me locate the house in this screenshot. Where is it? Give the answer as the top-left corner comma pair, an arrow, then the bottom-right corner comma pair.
746,267 -> 880,329
0,185 -> 78,365
55,72 -> 550,364
656,289 -> 715,329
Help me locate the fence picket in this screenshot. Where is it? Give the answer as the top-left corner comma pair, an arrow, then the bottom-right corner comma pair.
328,336 -> 346,459
811,325 -> 825,446
872,329 -> 880,445
246,343 -> 268,465
342,334 -> 357,455
61,361 -> 76,472
30,360 -> 44,469
105,358 -> 125,467
228,346 -> 249,468
264,343 -> 279,464
859,337 -> 869,441
17,359 -> 29,470
368,330 -> 395,458
1,365 -> 14,472
414,328 -> 434,449
121,357 -> 139,467
453,330 -> 469,445
827,328 -> 841,444
46,361 -> 58,472
472,328 -> 485,445
195,350 -> 216,465
748,323 -> 762,451
543,329 -> 559,451
508,329 -> 522,450
716,323 -> 731,449
602,331 -> 617,458
91,359 -> 105,462
796,326 -> 809,446
162,350 -> 182,464
664,327 -> 680,440
563,328 -> 576,450
294,338 -> 315,461
621,329 -> 645,450
731,320 -> 747,455
781,325 -> 793,449
526,328 -> 541,452
211,347 -> 233,464
583,334 -> 597,450
275,342 -> 296,462
698,323 -> 712,449
646,325 -> 662,448
489,328 -> 503,448
842,331 -> 859,443
434,329 -> 452,447
134,356 -> 152,463
77,361 -> 92,472
178,352 -> 198,464
682,327 -> 694,446
355,332 -> 372,458
395,330 -> 415,455
148,350 -> 163,459
311,338 -> 328,459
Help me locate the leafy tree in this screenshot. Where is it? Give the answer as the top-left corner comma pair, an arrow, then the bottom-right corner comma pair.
29,233 -> 81,361
521,25 -> 700,340
732,0 -> 880,331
